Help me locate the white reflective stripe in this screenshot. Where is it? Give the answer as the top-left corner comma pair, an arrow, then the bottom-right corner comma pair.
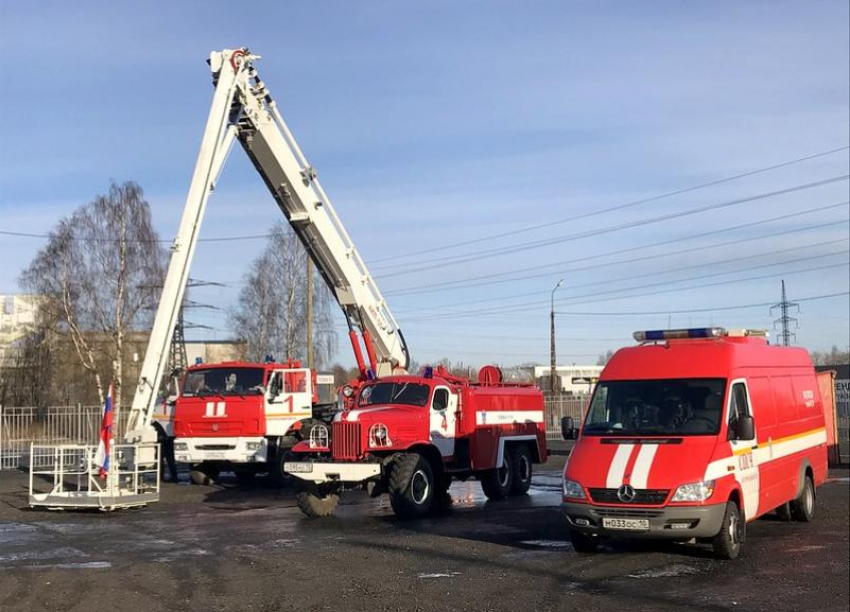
495,435 -> 539,468
629,444 -> 658,489
704,428 -> 828,482
606,444 -> 635,489
475,410 -> 544,426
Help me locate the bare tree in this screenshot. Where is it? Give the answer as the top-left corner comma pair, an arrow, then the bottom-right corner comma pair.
20,182 -> 166,407
810,345 -> 850,366
230,221 -> 337,367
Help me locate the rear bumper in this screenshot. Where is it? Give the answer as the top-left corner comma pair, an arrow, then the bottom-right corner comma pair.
284,461 -> 381,484
174,437 -> 267,464
563,501 -> 726,539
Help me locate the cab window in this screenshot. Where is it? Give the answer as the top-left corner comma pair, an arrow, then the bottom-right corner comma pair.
729,382 -> 751,422
432,388 -> 449,411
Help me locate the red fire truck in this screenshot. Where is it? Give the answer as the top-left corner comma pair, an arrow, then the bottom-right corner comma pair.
284,365 -> 548,518
561,327 -> 829,559
168,360 -> 336,484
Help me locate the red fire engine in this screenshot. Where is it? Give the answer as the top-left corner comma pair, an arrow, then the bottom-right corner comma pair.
285,365 -> 548,518
561,327 -> 829,559
168,360 -> 336,484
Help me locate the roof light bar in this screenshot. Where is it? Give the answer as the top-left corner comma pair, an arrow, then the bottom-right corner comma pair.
633,327 -> 726,342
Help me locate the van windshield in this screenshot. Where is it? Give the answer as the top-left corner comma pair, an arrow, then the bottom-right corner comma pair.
583,378 -> 726,436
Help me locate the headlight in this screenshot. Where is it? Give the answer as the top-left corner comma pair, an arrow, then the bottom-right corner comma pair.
174,442 -> 188,451
671,480 -> 715,503
562,478 -> 586,500
342,385 -> 354,398
245,441 -> 262,451
309,424 -> 329,449
368,423 -> 392,447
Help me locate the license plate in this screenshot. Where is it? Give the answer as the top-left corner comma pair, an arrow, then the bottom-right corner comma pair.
602,518 -> 650,531
285,462 -> 313,473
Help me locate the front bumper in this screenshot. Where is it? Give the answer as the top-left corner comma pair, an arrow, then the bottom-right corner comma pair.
174,437 -> 267,464
284,461 -> 381,484
563,501 -> 727,539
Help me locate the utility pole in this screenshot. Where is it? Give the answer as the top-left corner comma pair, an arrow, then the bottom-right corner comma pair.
306,257 -> 314,369
550,279 -> 564,394
771,280 -> 799,346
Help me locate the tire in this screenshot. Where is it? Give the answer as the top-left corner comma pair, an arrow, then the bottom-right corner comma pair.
270,436 -> 298,487
789,475 -> 815,522
480,450 -> 514,501
510,445 -> 533,495
296,484 -> 340,518
388,453 -> 436,519
569,529 -> 599,553
189,464 -> 219,486
712,501 -> 744,560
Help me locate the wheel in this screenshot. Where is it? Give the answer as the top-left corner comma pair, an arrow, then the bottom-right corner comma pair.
270,436 -> 298,487
789,475 -> 815,522
296,484 -> 339,517
712,501 -> 744,560
388,453 -> 436,519
234,470 -> 256,485
510,445 -> 533,495
189,464 -> 219,486
480,450 -> 514,501
569,529 -> 599,553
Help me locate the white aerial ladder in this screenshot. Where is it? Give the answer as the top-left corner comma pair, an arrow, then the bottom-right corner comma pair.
125,48 -> 410,444
31,48 -> 411,509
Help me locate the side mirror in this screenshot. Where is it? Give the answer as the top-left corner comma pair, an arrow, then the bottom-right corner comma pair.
730,414 -> 755,441
561,416 -> 578,440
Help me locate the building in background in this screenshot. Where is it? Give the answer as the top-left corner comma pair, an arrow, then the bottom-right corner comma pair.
184,340 -> 247,366
533,365 -> 603,395
0,294 -> 40,365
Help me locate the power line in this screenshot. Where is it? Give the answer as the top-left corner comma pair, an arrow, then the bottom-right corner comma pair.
385,201 -> 848,297
552,292 -> 849,317
368,145 -> 850,264
406,260 -> 849,322
393,237 -> 849,314
373,175 -> 850,276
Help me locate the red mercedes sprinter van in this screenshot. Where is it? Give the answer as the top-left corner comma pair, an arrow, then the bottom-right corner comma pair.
561,327 -> 828,559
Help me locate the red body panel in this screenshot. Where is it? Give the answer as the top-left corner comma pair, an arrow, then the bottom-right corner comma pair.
565,336 -> 828,521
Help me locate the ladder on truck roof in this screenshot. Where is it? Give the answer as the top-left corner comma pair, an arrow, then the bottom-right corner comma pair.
124,48 -> 410,443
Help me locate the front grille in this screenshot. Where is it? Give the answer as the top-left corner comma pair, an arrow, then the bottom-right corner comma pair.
589,488 -> 670,505
196,444 -> 236,451
331,421 -> 361,460
595,508 -> 665,518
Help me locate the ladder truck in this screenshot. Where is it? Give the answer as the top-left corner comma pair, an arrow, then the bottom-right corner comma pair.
123,48 -> 410,480
123,48 -> 546,514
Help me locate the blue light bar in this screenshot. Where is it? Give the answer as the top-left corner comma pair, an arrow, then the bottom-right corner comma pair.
633,327 -> 727,342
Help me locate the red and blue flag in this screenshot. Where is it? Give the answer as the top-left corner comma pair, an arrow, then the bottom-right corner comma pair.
93,383 -> 114,478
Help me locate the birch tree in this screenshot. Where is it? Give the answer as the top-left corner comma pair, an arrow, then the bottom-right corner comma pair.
20,181 -> 166,407
230,221 -> 337,367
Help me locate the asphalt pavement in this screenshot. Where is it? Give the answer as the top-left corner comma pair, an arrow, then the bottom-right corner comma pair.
0,459 -> 847,612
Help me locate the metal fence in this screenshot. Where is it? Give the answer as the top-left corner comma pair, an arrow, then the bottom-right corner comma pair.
0,405 -> 119,471
544,394 -> 589,441
838,416 -> 850,465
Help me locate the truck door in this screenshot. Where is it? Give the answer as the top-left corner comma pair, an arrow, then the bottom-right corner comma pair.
728,379 -> 760,519
430,386 -> 457,457
266,369 -> 313,436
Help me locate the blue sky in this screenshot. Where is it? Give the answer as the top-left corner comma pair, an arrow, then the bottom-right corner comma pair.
1,1 -> 848,368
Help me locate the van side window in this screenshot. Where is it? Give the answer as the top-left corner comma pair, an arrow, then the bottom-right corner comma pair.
432,388 -> 449,411
729,383 -> 751,422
